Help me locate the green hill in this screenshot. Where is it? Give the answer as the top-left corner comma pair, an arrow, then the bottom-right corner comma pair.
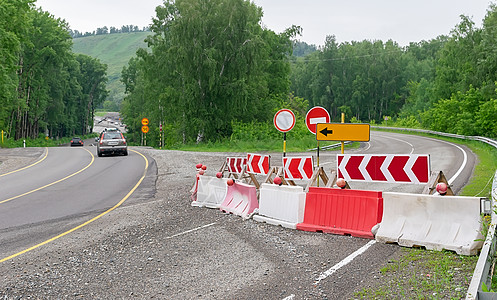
72,32 -> 150,110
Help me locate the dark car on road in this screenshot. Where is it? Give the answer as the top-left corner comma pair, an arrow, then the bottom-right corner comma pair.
70,137 -> 84,147
96,130 -> 127,157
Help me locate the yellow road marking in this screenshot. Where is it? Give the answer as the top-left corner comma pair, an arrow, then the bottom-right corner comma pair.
0,149 -> 149,263
0,148 -> 94,205
0,147 -> 48,177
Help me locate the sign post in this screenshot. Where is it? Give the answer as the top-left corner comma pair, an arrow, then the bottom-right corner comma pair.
306,106 -> 331,187
141,118 -> 149,146
273,109 -> 295,157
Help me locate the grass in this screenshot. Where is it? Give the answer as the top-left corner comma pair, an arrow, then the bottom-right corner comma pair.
72,32 -> 150,105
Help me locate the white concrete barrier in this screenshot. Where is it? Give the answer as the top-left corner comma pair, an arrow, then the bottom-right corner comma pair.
253,183 -> 306,229
375,192 -> 484,255
191,176 -> 228,209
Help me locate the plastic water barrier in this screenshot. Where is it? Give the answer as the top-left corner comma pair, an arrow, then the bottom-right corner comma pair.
375,192 -> 484,255
253,183 -> 306,229
219,181 -> 258,219
191,175 -> 228,209
190,174 -> 200,201
296,187 -> 383,239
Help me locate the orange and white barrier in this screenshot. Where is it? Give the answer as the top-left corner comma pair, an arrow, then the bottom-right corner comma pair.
375,192 -> 484,255
253,183 -> 306,229
219,181 -> 258,219
191,175 -> 228,209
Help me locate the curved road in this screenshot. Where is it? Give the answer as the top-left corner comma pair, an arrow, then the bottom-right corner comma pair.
0,131 -> 477,299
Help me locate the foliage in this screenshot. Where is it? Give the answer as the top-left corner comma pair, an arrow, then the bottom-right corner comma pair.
121,0 -> 300,145
0,1 -> 108,140
72,31 -> 149,109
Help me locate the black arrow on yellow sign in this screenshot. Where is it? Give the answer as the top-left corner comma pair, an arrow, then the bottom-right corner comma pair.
319,127 -> 333,136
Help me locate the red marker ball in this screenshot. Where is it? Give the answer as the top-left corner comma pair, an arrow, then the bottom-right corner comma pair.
216,172 -> 222,178
196,163 -> 202,169
273,176 -> 282,185
227,179 -> 234,186
201,165 -> 207,171
337,178 -> 346,188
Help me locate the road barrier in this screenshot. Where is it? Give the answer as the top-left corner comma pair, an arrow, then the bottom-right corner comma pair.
219,181 -> 258,219
191,175 -> 228,209
190,173 -> 200,201
375,192 -> 484,255
253,183 -> 306,229
296,187 -> 383,239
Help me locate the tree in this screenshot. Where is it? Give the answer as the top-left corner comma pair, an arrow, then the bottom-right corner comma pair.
122,0 -> 299,144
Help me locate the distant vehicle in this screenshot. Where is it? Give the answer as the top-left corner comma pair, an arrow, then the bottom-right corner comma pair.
70,137 -> 84,147
96,131 -> 127,157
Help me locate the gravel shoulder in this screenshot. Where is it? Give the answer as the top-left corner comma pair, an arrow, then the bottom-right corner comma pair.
0,147 -> 478,299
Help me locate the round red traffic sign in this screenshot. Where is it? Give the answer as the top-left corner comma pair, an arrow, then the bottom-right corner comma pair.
141,118 -> 149,126
305,106 -> 330,134
141,125 -> 149,133
273,109 -> 295,133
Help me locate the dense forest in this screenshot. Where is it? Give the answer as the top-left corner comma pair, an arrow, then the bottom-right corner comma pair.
70,25 -> 150,39
121,0 -> 497,147
0,0 -> 108,140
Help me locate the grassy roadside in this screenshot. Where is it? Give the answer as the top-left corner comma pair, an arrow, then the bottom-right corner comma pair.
353,128 -> 497,299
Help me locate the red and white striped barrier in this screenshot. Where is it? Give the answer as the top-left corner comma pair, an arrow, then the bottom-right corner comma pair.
226,157 -> 246,175
246,153 -> 270,175
253,183 -> 306,229
283,156 -> 314,180
337,154 -> 430,184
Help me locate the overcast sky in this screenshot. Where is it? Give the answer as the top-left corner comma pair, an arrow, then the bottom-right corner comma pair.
36,0 -> 492,46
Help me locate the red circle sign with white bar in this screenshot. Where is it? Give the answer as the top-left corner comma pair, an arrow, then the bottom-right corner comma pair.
306,106 -> 330,134
273,109 -> 295,133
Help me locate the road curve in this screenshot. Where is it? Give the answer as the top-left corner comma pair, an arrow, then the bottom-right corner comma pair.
0,144 -> 152,263
0,131 -> 477,299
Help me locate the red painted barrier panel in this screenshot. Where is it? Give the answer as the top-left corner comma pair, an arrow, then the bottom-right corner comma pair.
296,187 -> 383,239
219,181 -> 259,219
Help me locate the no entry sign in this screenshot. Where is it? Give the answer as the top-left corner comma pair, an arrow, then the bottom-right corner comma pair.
306,106 -> 330,134
273,109 -> 295,133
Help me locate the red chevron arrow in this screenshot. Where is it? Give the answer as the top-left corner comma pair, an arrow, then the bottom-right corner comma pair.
345,155 -> 365,180
366,155 -> 387,181
388,156 -> 410,182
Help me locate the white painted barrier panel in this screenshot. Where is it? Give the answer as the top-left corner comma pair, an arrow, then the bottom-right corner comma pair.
375,192 -> 484,255
253,183 -> 306,229
191,176 -> 228,209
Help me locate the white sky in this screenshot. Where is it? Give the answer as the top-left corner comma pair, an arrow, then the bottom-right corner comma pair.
36,0 -> 493,46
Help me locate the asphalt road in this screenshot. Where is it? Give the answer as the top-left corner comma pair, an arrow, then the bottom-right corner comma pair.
0,131 -> 477,299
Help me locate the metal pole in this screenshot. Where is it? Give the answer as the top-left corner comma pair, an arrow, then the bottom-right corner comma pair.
317,140 -> 320,187
341,112 -> 345,154
283,132 -> 287,157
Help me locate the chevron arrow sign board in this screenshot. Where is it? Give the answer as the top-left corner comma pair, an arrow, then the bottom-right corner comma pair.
283,156 -> 314,180
247,153 -> 270,175
337,154 -> 430,184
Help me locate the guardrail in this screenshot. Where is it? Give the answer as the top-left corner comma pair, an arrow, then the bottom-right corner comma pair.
371,126 -> 497,299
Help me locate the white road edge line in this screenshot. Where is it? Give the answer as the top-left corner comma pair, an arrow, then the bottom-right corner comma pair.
314,240 -> 377,285
166,222 -> 217,239
435,140 -> 467,184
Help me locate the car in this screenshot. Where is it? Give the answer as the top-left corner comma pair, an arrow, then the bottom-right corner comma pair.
96,130 -> 127,157
70,137 -> 84,147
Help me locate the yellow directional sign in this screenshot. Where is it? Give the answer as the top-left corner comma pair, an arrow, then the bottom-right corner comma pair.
141,125 -> 149,133
316,123 -> 370,141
